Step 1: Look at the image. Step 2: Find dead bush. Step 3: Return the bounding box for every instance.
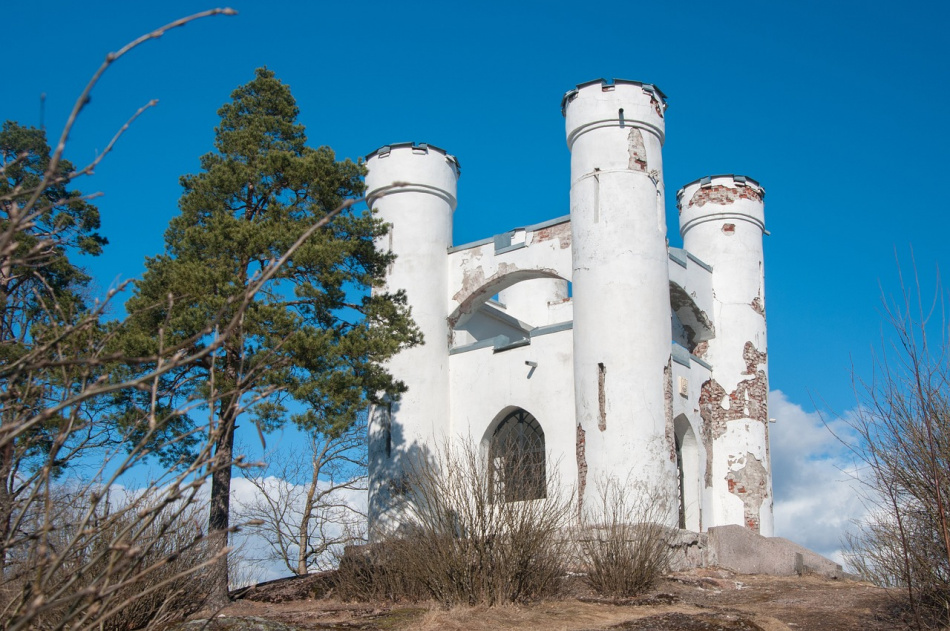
[335,540,429,602]
[576,477,674,597]
[1,491,213,631]
[846,506,950,624]
[337,440,573,606]
[837,272,950,628]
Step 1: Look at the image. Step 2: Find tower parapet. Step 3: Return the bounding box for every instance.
[365,142,460,536]
[678,174,772,535]
[562,79,667,148]
[679,174,765,238]
[365,142,460,209]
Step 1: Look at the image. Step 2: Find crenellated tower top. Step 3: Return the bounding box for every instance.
[365,142,461,211]
[562,78,668,149]
[678,174,766,239]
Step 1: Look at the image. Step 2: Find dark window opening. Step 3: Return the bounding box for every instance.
[490,409,546,502]
[675,434,686,529]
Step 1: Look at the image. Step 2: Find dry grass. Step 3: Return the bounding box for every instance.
[221,570,903,631]
[412,600,680,631]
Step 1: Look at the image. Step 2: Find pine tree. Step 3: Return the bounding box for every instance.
[122,68,419,604]
[0,121,107,573]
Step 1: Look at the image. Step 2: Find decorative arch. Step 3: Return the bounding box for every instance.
[485,408,546,502]
[674,414,701,531]
[449,268,568,329]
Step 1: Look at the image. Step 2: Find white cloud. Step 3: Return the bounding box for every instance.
[769,389,869,564]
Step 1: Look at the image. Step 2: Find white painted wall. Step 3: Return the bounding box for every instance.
[455,303,531,344]
[497,278,569,327]
[449,328,577,508]
[447,220,573,332]
[672,354,711,530]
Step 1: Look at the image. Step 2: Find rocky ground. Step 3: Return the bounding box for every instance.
[183,568,908,631]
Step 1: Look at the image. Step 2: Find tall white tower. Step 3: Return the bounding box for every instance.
[678,175,772,535]
[563,79,678,520]
[364,143,460,534]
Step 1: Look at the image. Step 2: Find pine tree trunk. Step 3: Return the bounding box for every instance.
[207,395,237,608]
[0,441,14,577]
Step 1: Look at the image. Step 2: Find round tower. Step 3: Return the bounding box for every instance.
[563,79,678,522]
[364,142,460,535]
[678,175,772,535]
[497,278,569,327]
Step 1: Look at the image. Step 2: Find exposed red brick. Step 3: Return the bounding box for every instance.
[688,184,762,208]
[726,453,768,534]
[649,93,664,119]
[576,423,588,518]
[698,342,768,488]
[598,363,607,432]
[664,360,676,463]
[692,341,709,360]
[628,128,648,172]
[533,221,572,250]
[722,223,736,235]
[742,341,768,376]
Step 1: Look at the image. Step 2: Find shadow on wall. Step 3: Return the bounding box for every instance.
[367,406,435,540]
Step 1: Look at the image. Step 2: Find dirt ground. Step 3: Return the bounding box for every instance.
[192,568,907,631]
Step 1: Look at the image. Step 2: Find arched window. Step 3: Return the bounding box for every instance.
[489,408,546,502]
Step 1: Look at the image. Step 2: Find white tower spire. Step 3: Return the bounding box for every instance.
[364,143,460,535]
[678,175,772,535]
[563,79,678,521]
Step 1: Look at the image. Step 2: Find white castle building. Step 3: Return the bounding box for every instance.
[365,79,772,537]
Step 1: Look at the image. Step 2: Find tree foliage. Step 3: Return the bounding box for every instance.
[0,119,107,400]
[121,67,419,604]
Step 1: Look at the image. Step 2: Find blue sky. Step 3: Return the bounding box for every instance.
[6,0,950,561]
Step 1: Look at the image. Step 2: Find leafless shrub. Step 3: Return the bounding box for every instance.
[575,476,674,598]
[334,539,429,603]
[337,439,573,607]
[2,489,213,631]
[839,269,950,628]
[0,365,241,631]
